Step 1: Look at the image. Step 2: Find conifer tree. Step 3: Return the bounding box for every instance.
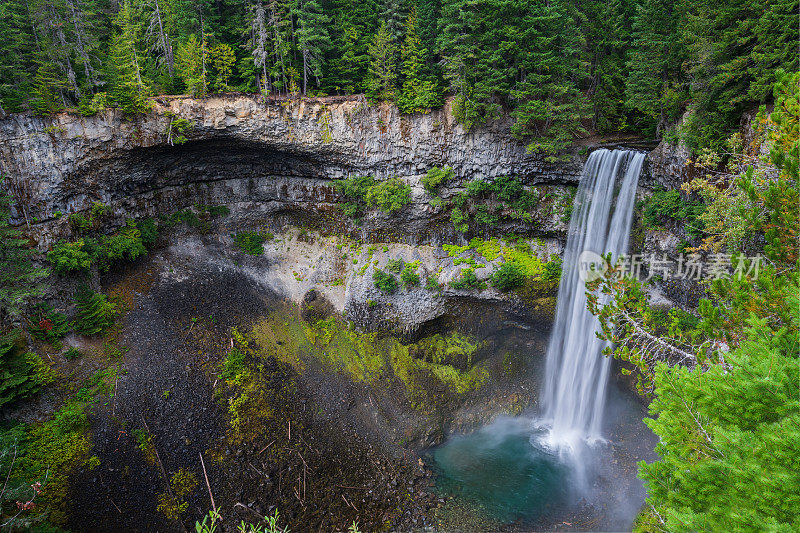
[108,0,151,113]
[625,0,685,135]
[176,33,208,96]
[0,179,49,329]
[366,21,397,101]
[397,7,440,113]
[295,0,331,94]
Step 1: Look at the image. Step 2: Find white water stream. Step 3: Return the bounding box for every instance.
[540,149,645,451]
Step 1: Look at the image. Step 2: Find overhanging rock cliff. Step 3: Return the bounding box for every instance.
[0,95,585,244]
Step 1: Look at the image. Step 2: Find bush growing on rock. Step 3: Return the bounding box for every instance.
[542,257,563,281]
[450,267,485,290]
[233,231,270,255]
[49,240,92,274]
[364,178,412,213]
[400,262,420,287]
[372,269,398,293]
[28,304,70,342]
[422,166,454,193]
[491,262,525,291]
[386,258,404,273]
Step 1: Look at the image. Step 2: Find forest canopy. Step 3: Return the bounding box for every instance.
[0,0,796,153]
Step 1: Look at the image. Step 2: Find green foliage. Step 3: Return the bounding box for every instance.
[450,267,485,290]
[220,348,247,382]
[491,261,524,291]
[232,231,271,255]
[541,257,562,282]
[0,332,42,409]
[137,218,159,249]
[642,188,706,240]
[372,269,398,293]
[335,176,411,216]
[0,179,49,326]
[157,468,198,520]
[78,92,112,116]
[422,166,454,193]
[48,240,92,274]
[397,7,442,113]
[64,347,82,360]
[366,21,397,101]
[400,261,420,287]
[73,286,118,336]
[51,219,148,274]
[28,304,70,343]
[364,178,412,213]
[385,258,404,273]
[425,274,441,291]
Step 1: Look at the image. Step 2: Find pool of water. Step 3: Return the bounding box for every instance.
[432,417,572,522]
[430,378,657,531]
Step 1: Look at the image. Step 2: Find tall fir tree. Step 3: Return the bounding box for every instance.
[624,0,686,136]
[108,0,151,113]
[294,0,332,94]
[397,6,440,113]
[366,21,397,101]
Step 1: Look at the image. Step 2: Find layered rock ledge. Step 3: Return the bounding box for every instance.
[0,95,588,245]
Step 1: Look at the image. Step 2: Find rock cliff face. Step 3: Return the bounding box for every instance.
[0,95,585,245]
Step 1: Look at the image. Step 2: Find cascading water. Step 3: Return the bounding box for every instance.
[432,149,653,527]
[541,149,645,450]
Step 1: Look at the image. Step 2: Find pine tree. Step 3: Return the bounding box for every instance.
[624,0,686,135]
[0,179,49,329]
[366,21,397,101]
[323,0,377,94]
[509,0,589,159]
[176,33,208,96]
[397,7,440,113]
[294,0,331,94]
[108,0,151,113]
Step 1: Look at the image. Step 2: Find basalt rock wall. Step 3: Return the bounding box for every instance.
[0,95,587,245]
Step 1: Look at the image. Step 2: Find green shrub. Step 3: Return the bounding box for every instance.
[73,286,118,336]
[450,207,469,233]
[233,231,270,255]
[204,205,230,217]
[400,262,420,287]
[422,166,454,193]
[542,257,563,281]
[642,188,706,239]
[372,269,398,293]
[491,262,525,291]
[28,305,70,342]
[386,258,404,273]
[162,208,201,228]
[64,347,82,360]
[425,274,441,291]
[137,218,159,248]
[92,220,147,270]
[48,240,92,274]
[0,331,42,408]
[365,178,412,213]
[220,348,246,382]
[68,212,93,232]
[450,267,485,290]
[334,176,411,216]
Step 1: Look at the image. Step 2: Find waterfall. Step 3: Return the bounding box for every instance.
[541,149,645,449]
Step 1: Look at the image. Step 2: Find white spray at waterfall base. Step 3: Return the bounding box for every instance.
[537,149,645,460]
